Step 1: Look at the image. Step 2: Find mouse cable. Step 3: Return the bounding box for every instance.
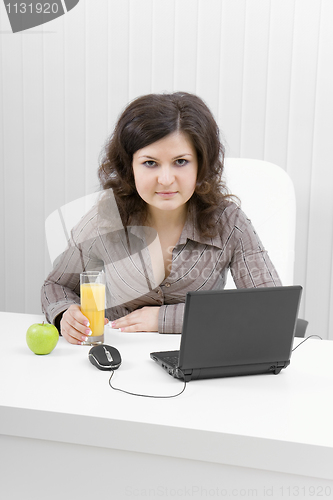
[291,335,323,352]
[108,369,187,398]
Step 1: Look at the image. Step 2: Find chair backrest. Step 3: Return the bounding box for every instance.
[45,192,100,266]
[45,189,126,266]
[223,158,296,288]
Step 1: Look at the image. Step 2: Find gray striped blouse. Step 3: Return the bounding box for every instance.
[41,200,281,333]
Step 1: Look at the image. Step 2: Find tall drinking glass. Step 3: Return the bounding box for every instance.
[80,271,105,345]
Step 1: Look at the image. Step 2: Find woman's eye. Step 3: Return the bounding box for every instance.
[144,160,157,167]
[175,159,188,166]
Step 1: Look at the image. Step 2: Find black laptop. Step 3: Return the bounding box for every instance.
[150,286,302,382]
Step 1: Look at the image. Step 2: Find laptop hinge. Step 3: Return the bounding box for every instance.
[177,368,199,382]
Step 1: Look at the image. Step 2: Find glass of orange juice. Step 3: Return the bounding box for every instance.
[80,271,106,345]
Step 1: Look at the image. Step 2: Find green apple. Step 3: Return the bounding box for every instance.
[26,322,59,355]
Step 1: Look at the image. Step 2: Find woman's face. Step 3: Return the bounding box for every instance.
[132,131,198,220]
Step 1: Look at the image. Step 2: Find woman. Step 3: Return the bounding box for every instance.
[41,92,281,344]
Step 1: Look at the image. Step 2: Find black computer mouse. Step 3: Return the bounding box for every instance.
[88,344,122,371]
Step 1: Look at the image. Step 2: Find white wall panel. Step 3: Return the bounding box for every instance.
[286,0,322,322]
[196,0,223,115]
[0,0,333,339]
[22,33,45,313]
[218,0,246,157]
[240,0,271,160]
[0,12,5,310]
[107,0,130,128]
[64,0,86,203]
[128,0,153,100]
[1,29,25,313]
[305,0,333,339]
[85,0,109,193]
[174,0,199,94]
[43,16,66,216]
[151,0,176,93]
[264,0,295,168]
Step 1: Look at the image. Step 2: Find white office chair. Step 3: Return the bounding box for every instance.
[223,158,296,288]
[223,158,307,337]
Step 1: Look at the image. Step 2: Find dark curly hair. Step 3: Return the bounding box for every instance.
[98,92,232,238]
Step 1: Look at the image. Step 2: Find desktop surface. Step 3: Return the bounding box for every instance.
[1,311,333,483]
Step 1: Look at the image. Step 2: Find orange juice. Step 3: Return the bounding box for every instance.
[80,282,105,337]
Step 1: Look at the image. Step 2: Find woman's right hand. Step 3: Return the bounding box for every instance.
[60,304,92,345]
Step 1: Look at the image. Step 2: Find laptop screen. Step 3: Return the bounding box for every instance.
[178,286,302,371]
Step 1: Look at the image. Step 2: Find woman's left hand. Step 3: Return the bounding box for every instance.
[111,306,160,332]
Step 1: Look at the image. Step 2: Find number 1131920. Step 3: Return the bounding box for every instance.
[5,3,60,14]
[279,486,332,497]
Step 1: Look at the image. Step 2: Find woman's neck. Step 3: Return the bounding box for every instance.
[146,205,188,231]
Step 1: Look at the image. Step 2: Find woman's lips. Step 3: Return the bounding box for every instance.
[156,191,177,197]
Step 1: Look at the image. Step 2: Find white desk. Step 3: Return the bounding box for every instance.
[1,311,333,500]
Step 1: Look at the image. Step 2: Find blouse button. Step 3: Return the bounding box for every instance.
[164,282,171,288]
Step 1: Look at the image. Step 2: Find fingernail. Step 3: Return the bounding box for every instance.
[85,321,90,327]
[82,335,88,342]
[85,328,92,336]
